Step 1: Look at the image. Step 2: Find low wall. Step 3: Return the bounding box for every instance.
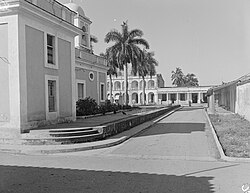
[236,82,250,122]
[102,105,180,138]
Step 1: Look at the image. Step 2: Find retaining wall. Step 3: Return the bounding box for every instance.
[102,105,180,138]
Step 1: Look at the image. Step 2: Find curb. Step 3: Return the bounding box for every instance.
[4,106,182,155]
[204,110,250,163]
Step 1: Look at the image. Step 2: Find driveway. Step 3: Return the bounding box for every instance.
[108,107,219,161]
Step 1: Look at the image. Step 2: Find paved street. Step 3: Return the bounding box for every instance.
[1,107,250,193]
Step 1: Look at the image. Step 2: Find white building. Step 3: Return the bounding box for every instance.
[107,66,211,106]
[0,0,108,137]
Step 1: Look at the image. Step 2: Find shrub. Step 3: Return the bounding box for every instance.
[76,97,98,116]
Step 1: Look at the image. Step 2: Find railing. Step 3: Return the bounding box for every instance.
[75,48,107,67]
[24,0,75,24]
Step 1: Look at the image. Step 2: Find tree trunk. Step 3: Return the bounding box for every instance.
[109,74,113,103]
[142,76,146,105]
[124,63,128,105]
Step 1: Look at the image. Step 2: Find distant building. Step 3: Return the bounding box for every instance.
[107,66,165,105]
[0,0,108,136]
[107,65,211,105]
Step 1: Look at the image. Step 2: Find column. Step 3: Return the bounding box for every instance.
[155,92,158,104]
[198,92,201,103]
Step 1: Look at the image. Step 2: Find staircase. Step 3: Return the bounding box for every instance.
[21,127,104,145]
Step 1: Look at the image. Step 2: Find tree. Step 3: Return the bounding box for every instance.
[105,21,149,105]
[171,67,199,87]
[184,73,199,86]
[133,50,158,105]
[171,67,185,87]
[100,51,118,103]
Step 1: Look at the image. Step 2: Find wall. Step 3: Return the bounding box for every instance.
[26,26,46,122]
[236,82,250,121]
[58,38,72,117]
[216,84,236,112]
[0,23,10,122]
[75,67,98,102]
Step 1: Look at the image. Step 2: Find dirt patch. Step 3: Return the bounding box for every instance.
[209,113,250,158]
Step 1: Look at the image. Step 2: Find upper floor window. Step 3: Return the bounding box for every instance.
[47,34,55,64]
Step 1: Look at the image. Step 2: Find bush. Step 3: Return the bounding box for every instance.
[76,97,135,116]
[76,97,98,116]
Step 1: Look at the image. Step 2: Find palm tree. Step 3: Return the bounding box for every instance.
[171,67,185,87]
[184,73,199,86]
[100,51,118,103]
[105,21,149,105]
[133,50,158,105]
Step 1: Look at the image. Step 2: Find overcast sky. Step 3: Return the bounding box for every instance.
[59,0,250,86]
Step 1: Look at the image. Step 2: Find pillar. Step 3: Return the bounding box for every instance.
[198,92,201,103]
[155,92,158,104]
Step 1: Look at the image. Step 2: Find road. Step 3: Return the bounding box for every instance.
[0,107,250,193]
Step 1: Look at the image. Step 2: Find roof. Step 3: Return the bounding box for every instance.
[213,73,250,91]
[64,2,85,17]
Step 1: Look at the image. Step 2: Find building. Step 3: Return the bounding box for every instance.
[158,86,210,106]
[107,66,211,106]
[0,0,107,137]
[213,73,250,121]
[107,66,165,105]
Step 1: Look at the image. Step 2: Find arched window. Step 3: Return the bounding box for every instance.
[114,81,121,91]
[131,81,138,90]
[148,80,155,89]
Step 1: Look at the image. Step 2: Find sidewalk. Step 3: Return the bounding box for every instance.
[0,107,181,155]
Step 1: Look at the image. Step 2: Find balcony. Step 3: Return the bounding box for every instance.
[75,48,107,67]
[23,0,75,24]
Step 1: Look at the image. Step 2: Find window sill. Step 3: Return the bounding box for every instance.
[45,63,58,70]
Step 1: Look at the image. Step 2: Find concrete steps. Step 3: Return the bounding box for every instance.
[2,127,104,146]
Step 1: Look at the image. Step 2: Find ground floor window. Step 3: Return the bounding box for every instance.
[76,80,86,101]
[48,80,56,112]
[180,93,186,101]
[100,82,105,101]
[162,94,167,101]
[78,83,85,99]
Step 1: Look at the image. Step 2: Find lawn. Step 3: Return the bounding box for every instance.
[209,113,250,158]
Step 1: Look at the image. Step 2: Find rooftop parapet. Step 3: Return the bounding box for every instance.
[1,0,76,24]
[25,0,76,24]
[75,48,107,67]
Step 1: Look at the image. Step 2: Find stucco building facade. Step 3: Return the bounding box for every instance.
[0,0,107,136]
[107,67,211,106]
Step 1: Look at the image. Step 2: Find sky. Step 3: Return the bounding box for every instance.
[59,0,250,86]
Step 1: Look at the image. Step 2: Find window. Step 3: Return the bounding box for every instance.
[180,93,186,101]
[78,83,85,99]
[100,83,105,101]
[81,34,87,46]
[48,80,56,112]
[47,34,55,64]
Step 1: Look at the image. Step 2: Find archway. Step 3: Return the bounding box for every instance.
[148,92,155,103]
[132,93,138,104]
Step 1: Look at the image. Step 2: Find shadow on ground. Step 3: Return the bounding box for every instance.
[0,165,214,193]
[135,122,206,138]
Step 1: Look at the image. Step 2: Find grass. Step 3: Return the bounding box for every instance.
[209,113,250,158]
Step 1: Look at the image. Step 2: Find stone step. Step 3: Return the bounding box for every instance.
[22,132,103,145]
